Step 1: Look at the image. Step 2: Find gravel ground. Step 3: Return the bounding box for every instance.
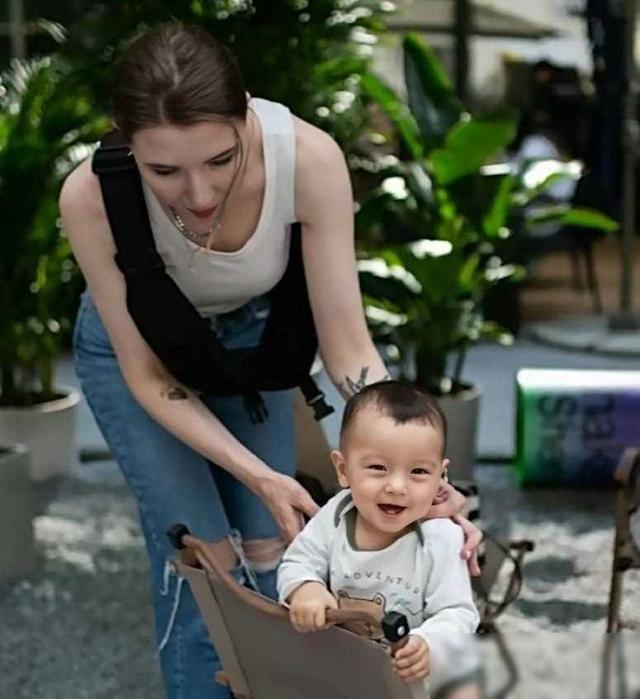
[475,465,640,699]
[1,459,639,698]
[0,462,162,699]
[2,352,640,698]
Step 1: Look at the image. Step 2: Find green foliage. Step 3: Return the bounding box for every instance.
[430,112,516,184]
[61,0,393,153]
[403,33,461,152]
[0,56,108,405]
[0,0,392,405]
[524,204,619,233]
[360,72,423,159]
[356,34,616,394]
[356,169,518,392]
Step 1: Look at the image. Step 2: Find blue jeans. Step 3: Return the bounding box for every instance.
[73,293,295,698]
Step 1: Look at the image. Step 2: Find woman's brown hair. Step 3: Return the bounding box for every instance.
[111,21,248,140]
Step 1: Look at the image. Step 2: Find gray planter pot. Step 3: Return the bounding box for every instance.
[0,386,80,481]
[0,444,36,581]
[438,386,482,484]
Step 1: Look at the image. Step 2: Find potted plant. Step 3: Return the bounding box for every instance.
[354,34,617,480]
[0,54,108,480]
[0,443,36,580]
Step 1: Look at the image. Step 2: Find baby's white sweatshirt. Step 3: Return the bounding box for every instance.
[277,489,481,695]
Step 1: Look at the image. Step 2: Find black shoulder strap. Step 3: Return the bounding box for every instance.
[91,130,334,423]
[92,130,165,277]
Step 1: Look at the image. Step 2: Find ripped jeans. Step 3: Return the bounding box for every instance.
[73,292,295,698]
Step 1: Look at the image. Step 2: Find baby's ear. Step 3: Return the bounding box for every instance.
[441,458,450,481]
[330,449,349,488]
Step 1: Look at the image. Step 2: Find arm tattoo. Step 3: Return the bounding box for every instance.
[161,384,189,401]
[338,369,393,398]
[340,367,370,397]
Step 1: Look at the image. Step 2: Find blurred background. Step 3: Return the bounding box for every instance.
[1,1,639,697]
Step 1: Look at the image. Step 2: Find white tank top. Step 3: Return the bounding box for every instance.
[141,98,296,315]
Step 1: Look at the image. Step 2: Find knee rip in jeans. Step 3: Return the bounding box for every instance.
[228,532,286,588]
[242,537,287,573]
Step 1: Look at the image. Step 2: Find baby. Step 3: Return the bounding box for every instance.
[277,380,481,697]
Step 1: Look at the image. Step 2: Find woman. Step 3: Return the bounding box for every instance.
[60,22,480,698]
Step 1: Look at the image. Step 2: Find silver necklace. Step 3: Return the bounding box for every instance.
[169,208,221,272]
[170,209,221,244]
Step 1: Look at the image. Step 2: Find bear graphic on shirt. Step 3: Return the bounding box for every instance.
[335,590,386,640]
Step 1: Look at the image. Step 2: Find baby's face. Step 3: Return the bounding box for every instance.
[331,406,446,549]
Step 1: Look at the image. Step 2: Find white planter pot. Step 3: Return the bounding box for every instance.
[0,386,80,481]
[438,386,481,484]
[0,444,36,580]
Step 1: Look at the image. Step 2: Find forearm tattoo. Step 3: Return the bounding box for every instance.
[161,384,189,401]
[339,367,369,396]
[338,368,392,397]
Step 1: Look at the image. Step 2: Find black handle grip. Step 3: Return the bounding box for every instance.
[167,523,191,550]
[382,611,410,645]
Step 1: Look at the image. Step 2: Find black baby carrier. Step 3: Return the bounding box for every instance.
[91,131,333,423]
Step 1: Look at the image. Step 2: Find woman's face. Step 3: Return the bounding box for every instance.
[129,119,245,235]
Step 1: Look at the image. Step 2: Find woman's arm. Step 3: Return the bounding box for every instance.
[292,124,482,572]
[293,120,389,399]
[59,160,318,541]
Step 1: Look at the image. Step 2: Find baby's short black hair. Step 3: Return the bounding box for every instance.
[340,380,447,449]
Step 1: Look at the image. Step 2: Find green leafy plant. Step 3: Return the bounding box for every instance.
[61,0,393,154]
[0,55,108,406]
[355,34,617,395]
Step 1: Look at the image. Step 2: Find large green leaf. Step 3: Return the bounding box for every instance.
[360,72,423,159]
[513,159,582,206]
[395,242,464,300]
[0,55,105,403]
[431,112,517,184]
[445,171,510,236]
[403,33,462,153]
[483,174,514,236]
[526,205,619,232]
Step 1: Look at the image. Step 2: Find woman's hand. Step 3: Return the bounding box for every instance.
[254,471,320,543]
[451,513,482,577]
[425,480,483,577]
[426,480,465,519]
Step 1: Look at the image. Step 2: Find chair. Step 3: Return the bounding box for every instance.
[518,163,605,317]
[606,447,640,632]
[600,448,640,698]
[168,525,424,699]
[454,478,535,695]
[472,534,534,699]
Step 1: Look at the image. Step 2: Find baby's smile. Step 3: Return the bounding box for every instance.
[377,503,407,516]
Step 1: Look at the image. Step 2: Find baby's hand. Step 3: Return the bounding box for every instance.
[288,581,338,632]
[392,635,430,682]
